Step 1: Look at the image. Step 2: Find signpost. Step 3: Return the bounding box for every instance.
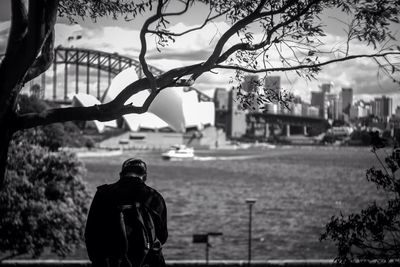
[246,198,257,267]
[192,232,223,265]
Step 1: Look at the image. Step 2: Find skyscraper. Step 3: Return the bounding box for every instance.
[264,76,281,113]
[311,91,325,118]
[241,75,260,112]
[341,88,353,115]
[264,76,281,95]
[213,87,229,111]
[372,95,393,120]
[228,88,247,138]
[320,82,333,94]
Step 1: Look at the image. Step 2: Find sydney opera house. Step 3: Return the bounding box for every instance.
[72,67,223,149]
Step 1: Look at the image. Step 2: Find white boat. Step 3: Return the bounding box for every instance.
[161,145,194,160]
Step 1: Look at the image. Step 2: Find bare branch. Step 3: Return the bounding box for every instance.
[214,52,400,73]
[14,61,204,130]
[138,0,165,92]
[148,7,228,37]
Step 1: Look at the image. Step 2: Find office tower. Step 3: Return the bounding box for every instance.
[311,91,325,118]
[241,75,260,112]
[228,88,247,138]
[264,76,281,95]
[214,88,229,111]
[396,106,400,118]
[341,88,353,115]
[326,93,340,120]
[320,83,333,94]
[372,95,393,120]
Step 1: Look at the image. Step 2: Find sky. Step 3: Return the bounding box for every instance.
[0,1,399,108]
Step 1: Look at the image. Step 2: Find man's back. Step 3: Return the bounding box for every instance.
[85,176,168,267]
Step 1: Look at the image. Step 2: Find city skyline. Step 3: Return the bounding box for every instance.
[0,2,399,107]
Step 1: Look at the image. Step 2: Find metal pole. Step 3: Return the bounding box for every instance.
[64,50,68,100]
[86,51,90,95]
[75,51,79,94]
[246,198,256,267]
[206,242,209,265]
[53,53,57,100]
[97,54,101,99]
[248,204,252,267]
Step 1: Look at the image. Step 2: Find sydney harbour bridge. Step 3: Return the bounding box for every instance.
[1,46,327,133]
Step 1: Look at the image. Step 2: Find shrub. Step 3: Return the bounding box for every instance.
[0,137,90,259]
[321,138,400,265]
[17,95,95,150]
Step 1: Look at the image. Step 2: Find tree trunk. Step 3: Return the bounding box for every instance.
[0,88,18,188]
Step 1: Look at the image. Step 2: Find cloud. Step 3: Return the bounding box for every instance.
[1,17,399,109]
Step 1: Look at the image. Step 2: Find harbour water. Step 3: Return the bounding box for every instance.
[81,146,384,261]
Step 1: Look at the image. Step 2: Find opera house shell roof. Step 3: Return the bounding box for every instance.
[72,66,214,133]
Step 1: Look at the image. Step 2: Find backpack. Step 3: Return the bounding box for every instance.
[114,202,162,267]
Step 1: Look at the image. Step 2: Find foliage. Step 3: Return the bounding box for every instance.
[321,135,400,265]
[17,95,95,151]
[0,135,90,259]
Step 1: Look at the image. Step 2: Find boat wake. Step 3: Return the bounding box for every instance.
[193,154,268,161]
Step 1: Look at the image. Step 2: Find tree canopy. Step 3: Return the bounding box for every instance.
[0,0,400,183]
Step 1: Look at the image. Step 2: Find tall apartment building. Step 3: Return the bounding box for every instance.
[320,82,333,94]
[214,87,229,111]
[341,87,353,115]
[311,91,326,118]
[326,93,340,120]
[372,95,393,120]
[228,88,247,138]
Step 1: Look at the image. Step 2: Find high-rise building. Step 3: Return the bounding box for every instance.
[372,95,393,120]
[320,82,333,94]
[395,106,400,118]
[264,76,281,95]
[228,88,247,138]
[311,91,325,118]
[214,87,229,111]
[341,87,353,115]
[326,93,339,120]
[242,75,260,112]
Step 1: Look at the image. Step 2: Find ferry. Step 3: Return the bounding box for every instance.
[161,145,195,160]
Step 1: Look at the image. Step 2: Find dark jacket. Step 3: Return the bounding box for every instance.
[85,176,168,267]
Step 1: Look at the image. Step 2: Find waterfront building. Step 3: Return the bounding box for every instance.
[291,103,303,116]
[264,102,279,114]
[214,88,230,133]
[264,76,281,95]
[242,75,260,112]
[311,91,326,118]
[320,82,333,94]
[228,88,247,138]
[350,100,371,119]
[326,93,340,120]
[395,106,400,118]
[301,103,310,117]
[214,87,229,111]
[341,87,353,115]
[372,95,393,121]
[308,106,320,117]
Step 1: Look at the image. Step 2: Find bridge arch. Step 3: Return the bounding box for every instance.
[1,46,212,104]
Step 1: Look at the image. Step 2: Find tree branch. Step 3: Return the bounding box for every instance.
[14,61,204,130]
[214,52,400,73]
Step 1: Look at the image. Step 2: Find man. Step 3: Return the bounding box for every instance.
[85,158,168,267]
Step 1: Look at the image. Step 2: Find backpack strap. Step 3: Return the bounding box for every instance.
[117,204,133,267]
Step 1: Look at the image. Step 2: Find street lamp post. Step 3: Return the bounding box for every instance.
[246,198,256,267]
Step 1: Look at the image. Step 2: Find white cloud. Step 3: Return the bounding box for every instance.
[1,19,398,107]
